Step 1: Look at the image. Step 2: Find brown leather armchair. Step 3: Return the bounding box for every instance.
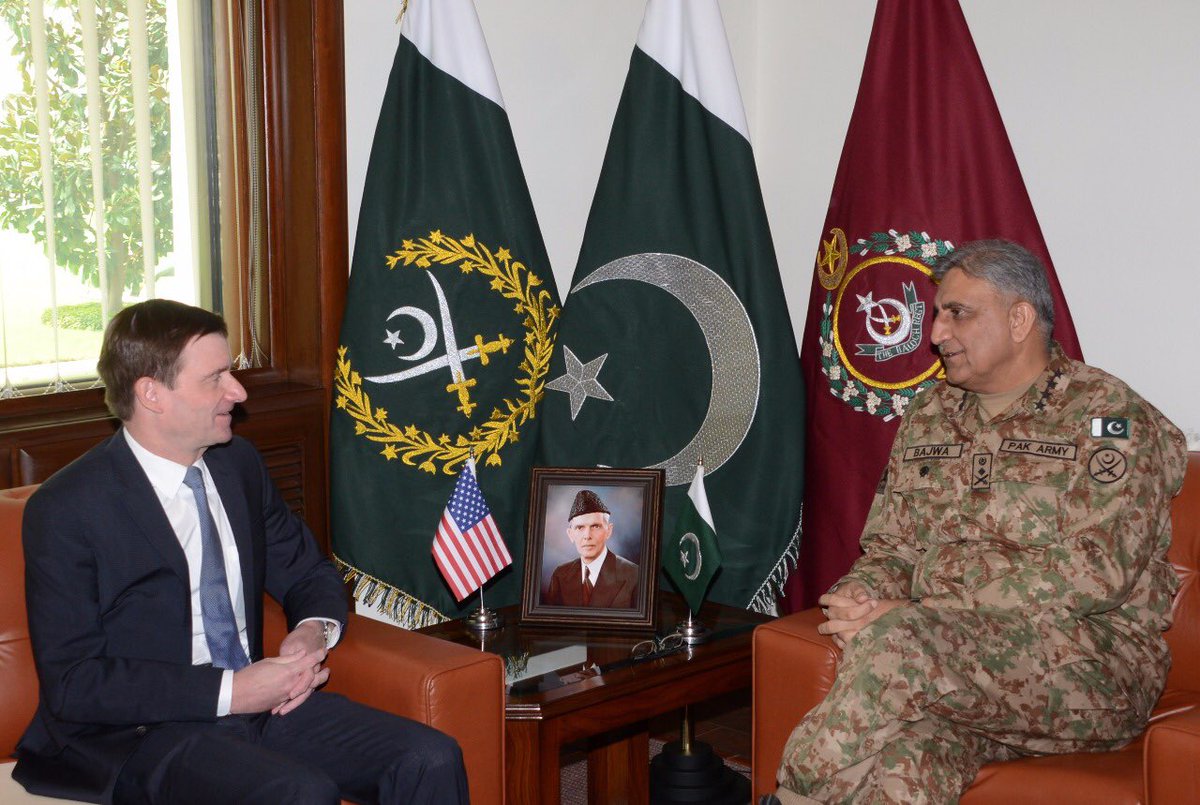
[753,452,1200,803]
[0,485,505,805]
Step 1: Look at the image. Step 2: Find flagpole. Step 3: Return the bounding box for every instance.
[465,583,502,631]
[464,451,503,631]
[677,602,710,646]
[657,455,744,805]
[676,455,710,646]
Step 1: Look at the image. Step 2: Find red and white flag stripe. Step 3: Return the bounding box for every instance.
[431,459,512,601]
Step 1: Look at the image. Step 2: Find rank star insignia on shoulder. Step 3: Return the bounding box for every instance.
[1090,417,1130,440]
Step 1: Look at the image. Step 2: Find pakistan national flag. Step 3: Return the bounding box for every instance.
[665,465,722,615]
[537,0,803,612]
[331,0,559,627]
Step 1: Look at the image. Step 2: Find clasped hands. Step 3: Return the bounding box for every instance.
[230,620,330,716]
[817,581,905,651]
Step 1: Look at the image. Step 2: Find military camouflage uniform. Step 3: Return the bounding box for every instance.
[778,343,1187,804]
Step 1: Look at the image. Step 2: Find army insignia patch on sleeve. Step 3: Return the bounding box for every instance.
[1088,448,1128,483]
[1090,417,1130,439]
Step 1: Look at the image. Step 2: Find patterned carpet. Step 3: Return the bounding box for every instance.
[560,738,752,804]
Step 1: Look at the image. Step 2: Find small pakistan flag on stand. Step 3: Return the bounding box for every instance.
[665,465,722,614]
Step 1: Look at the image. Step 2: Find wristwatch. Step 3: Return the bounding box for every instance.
[321,620,338,648]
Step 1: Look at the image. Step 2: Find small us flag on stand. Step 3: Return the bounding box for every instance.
[432,458,512,601]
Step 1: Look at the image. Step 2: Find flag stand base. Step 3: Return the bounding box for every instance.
[676,613,710,645]
[465,607,503,631]
[649,706,748,804]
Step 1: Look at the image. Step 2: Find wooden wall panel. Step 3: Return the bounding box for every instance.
[16,432,117,486]
[5,419,118,488]
[233,385,330,552]
[0,385,329,552]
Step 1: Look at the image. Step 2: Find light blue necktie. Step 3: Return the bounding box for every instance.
[182,466,249,670]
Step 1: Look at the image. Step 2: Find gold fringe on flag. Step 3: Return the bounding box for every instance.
[333,554,448,630]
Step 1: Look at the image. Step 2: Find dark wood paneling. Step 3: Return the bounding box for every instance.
[2,417,118,488]
[311,0,349,395]
[260,0,349,394]
[16,430,118,486]
[234,384,330,552]
[0,384,328,549]
[261,443,306,519]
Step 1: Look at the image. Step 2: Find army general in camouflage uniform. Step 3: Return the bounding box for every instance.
[774,240,1188,804]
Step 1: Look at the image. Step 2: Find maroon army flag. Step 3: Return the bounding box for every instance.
[787,0,1083,609]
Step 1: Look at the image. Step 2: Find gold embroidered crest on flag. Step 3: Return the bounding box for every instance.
[817,228,954,420]
[334,231,558,474]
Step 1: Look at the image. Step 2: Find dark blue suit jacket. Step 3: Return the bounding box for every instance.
[14,431,347,803]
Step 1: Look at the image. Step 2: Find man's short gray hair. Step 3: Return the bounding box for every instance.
[932,239,1054,344]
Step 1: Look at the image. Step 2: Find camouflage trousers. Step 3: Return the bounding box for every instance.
[776,605,1141,804]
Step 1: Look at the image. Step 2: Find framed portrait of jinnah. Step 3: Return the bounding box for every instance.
[520,467,664,630]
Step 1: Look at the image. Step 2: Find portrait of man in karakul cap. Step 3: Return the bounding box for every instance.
[544,489,639,608]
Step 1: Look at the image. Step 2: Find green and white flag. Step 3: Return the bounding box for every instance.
[665,464,722,614]
[537,0,804,612]
[331,0,559,627]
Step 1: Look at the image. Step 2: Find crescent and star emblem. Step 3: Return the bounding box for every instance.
[363,271,512,418]
[855,291,912,347]
[817,227,848,290]
[1089,417,1130,440]
[679,532,702,581]
[546,253,761,486]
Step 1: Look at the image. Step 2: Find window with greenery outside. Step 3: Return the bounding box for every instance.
[0,0,256,398]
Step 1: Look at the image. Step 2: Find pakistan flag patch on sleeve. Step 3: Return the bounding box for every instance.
[1090,417,1130,440]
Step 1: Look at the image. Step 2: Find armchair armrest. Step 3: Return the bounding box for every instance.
[752,607,840,798]
[263,602,504,805]
[1144,705,1200,805]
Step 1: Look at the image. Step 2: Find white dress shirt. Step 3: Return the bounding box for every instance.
[581,547,609,585]
[124,430,339,716]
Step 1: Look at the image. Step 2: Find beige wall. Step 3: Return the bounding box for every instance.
[344,1,1200,447]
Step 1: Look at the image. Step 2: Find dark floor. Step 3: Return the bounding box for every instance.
[648,688,752,769]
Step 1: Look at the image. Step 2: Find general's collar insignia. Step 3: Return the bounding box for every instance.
[1032,369,1064,414]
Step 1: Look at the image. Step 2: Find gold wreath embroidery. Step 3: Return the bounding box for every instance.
[335,231,559,474]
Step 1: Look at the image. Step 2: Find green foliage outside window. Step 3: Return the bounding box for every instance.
[0,0,172,321]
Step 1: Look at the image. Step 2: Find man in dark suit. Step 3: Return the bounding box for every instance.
[15,300,468,804]
[544,489,639,608]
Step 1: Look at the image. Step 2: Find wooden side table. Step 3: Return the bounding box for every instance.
[421,594,769,804]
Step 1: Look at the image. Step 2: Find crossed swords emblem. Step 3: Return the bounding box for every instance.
[364,272,512,418]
